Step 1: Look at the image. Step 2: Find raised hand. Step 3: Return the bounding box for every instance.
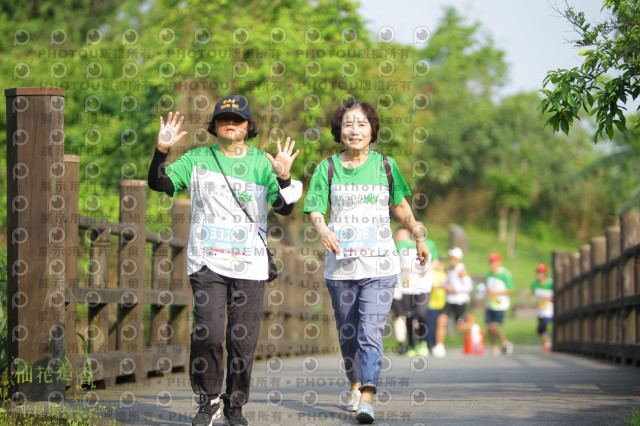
[157,111,188,153]
[265,137,300,180]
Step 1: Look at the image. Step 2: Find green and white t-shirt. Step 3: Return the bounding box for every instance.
[531,278,554,318]
[486,267,514,311]
[166,144,301,280]
[303,151,411,280]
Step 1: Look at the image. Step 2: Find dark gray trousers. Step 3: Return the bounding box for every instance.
[189,266,265,406]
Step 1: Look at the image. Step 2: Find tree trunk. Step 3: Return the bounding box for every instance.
[507,206,520,259]
[498,205,508,242]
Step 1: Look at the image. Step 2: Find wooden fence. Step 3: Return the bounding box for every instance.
[553,213,640,365]
[5,87,337,401]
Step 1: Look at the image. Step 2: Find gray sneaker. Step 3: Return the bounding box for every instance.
[192,401,221,426]
[223,403,249,426]
[355,401,375,424]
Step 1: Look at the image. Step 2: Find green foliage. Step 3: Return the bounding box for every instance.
[1,0,431,228]
[520,220,555,243]
[414,8,507,189]
[485,169,534,210]
[539,0,640,141]
[568,125,640,211]
[626,405,640,426]
[0,0,634,247]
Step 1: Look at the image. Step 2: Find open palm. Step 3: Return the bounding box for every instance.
[265,137,300,179]
[157,111,188,153]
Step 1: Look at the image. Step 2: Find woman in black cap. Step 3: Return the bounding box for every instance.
[148,95,301,426]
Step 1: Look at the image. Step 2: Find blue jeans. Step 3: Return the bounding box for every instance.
[426,308,442,350]
[326,275,396,392]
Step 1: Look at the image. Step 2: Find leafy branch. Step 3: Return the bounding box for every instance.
[539,0,640,142]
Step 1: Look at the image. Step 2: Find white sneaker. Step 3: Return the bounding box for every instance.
[432,344,447,358]
[346,389,361,411]
[502,341,514,356]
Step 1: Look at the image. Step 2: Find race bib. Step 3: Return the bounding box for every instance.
[199,223,258,259]
[335,219,392,259]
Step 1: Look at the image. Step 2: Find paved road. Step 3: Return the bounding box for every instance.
[85,345,640,425]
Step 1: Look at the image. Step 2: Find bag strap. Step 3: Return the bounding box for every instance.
[327,155,335,205]
[327,153,394,206]
[209,146,268,249]
[382,154,394,204]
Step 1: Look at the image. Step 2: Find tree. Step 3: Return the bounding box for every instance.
[539,0,640,142]
[568,126,640,213]
[0,0,432,234]
[414,8,507,190]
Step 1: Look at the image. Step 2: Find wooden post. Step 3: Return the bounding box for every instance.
[620,213,640,360]
[88,229,110,356]
[571,252,581,279]
[591,237,607,357]
[170,199,191,359]
[579,245,593,349]
[605,227,622,359]
[553,212,640,363]
[606,227,621,303]
[150,242,170,349]
[117,180,147,378]
[63,155,80,392]
[552,251,563,350]
[591,237,606,304]
[580,245,592,307]
[571,253,580,310]
[562,252,572,313]
[5,87,66,401]
[620,214,639,297]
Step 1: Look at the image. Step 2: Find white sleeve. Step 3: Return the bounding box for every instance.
[279,179,303,204]
[461,275,473,294]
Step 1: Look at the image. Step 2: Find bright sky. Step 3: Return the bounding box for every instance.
[358,0,607,96]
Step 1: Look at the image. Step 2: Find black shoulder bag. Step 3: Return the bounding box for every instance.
[209,146,278,282]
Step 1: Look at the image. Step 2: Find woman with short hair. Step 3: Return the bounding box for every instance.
[303,99,429,424]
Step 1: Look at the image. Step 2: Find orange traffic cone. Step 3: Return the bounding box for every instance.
[464,315,486,355]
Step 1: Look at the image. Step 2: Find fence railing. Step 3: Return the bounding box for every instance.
[5,87,337,401]
[553,213,640,364]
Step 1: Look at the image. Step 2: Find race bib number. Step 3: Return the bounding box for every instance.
[199,223,258,259]
[335,219,392,259]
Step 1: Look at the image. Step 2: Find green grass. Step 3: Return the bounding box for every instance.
[0,401,116,425]
[384,223,572,352]
[626,405,640,426]
[425,222,578,291]
[443,311,544,346]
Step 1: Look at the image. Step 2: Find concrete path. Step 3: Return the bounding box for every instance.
[85,345,640,425]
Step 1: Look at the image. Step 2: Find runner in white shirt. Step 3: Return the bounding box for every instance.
[431,247,473,358]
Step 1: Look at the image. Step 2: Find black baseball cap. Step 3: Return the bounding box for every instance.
[212,95,252,121]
